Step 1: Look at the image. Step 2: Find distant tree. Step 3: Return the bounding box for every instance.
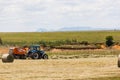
[105,36,114,47]
[0,37,3,45]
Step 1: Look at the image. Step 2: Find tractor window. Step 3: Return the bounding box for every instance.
[30,46,40,50]
[37,47,40,50]
[33,47,36,50]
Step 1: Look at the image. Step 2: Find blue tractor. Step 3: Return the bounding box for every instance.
[9,45,48,59]
[27,45,48,59]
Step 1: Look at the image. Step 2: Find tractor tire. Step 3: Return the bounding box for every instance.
[42,54,48,59]
[118,55,120,67]
[31,53,39,59]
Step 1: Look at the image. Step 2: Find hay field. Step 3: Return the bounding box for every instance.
[0,57,120,80]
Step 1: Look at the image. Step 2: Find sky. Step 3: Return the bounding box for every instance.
[0,0,120,32]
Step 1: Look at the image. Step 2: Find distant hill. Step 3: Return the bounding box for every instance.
[59,27,93,31]
[36,28,47,32]
[36,27,115,32]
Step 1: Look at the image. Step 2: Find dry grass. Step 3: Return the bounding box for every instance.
[0,57,120,80]
[0,47,9,54]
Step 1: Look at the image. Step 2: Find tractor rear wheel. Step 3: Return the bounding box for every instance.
[42,54,48,59]
[118,55,120,67]
[31,53,39,59]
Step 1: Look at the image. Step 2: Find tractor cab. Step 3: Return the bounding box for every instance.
[29,45,40,52]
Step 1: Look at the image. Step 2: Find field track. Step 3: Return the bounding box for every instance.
[0,57,120,80]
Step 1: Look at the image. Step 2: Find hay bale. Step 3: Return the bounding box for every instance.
[2,54,14,63]
[118,54,120,67]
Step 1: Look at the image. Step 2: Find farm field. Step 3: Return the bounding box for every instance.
[0,31,120,80]
[0,31,120,45]
[0,57,120,80]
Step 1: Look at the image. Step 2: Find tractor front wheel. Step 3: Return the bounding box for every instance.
[42,54,48,59]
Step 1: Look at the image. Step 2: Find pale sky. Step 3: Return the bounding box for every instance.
[0,0,120,32]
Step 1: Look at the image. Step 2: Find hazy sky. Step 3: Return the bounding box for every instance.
[0,0,120,32]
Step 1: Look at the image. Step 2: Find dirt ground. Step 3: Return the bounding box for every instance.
[0,47,9,54]
[0,57,120,80]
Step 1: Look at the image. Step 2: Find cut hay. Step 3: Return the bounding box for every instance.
[2,54,14,63]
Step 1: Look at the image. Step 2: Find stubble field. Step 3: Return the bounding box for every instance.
[0,57,120,80]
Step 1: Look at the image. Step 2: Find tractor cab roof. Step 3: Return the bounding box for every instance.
[30,45,40,47]
[29,45,40,50]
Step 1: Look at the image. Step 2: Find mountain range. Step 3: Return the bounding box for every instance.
[36,27,117,32]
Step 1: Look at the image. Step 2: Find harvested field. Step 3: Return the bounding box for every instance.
[0,57,120,80]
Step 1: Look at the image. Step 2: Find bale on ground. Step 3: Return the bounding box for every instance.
[2,54,14,63]
[118,54,120,67]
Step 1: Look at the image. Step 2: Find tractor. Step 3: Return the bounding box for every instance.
[9,45,48,59]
